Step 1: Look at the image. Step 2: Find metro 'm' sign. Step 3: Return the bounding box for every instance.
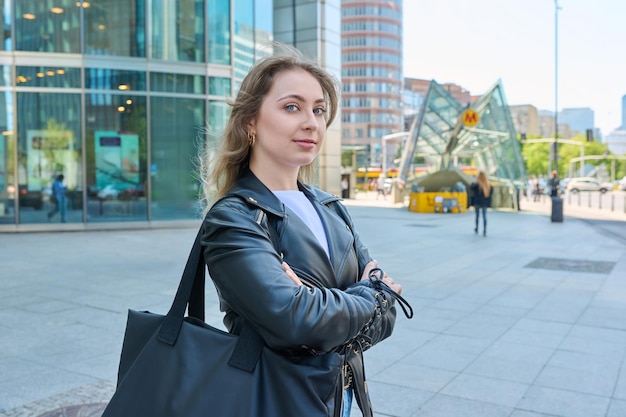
[461,109,479,127]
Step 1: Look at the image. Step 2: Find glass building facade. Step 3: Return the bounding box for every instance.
[398,79,527,188]
[0,0,342,231]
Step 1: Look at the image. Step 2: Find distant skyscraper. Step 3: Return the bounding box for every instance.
[341,0,403,165]
[558,107,594,136]
[621,94,626,129]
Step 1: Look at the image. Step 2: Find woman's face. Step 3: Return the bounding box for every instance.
[248,69,327,173]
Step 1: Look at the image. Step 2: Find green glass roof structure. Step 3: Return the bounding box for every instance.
[398,79,527,186]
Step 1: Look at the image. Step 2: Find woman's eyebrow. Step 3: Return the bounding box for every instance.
[276,94,325,104]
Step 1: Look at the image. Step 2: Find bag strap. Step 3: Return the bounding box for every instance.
[157,227,205,346]
[155,217,269,374]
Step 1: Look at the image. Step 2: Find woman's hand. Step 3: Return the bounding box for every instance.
[282,262,302,286]
[360,260,402,295]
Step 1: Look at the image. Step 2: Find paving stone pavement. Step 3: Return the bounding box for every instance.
[1,191,626,417]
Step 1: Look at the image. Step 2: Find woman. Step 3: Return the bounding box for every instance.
[470,171,492,236]
[199,51,405,417]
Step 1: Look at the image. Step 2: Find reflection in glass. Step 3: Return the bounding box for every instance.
[151,0,204,62]
[85,0,146,57]
[150,96,204,220]
[1,0,12,51]
[254,0,273,59]
[16,66,81,88]
[233,0,254,79]
[15,0,80,52]
[85,68,147,91]
[0,133,14,223]
[207,100,229,150]
[0,64,11,87]
[208,77,231,96]
[208,0,231,65]
[151,72,205,94]
[86,94,148,222]
[16,92,82,224]
[0,89,15,223]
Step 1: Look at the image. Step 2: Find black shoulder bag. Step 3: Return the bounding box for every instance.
[101,226,344,417]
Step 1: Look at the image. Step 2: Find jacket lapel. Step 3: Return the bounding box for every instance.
[227,169,356,289]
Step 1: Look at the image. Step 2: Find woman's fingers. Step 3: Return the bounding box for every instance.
[282,262,303,286]
[360,260,378,281]
[383,276,402,295]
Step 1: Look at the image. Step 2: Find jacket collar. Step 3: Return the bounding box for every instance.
[226,168,342,215]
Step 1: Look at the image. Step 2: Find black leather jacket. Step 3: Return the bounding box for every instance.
[201,169,397,416]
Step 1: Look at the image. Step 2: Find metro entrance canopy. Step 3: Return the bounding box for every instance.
[398,79,527,186]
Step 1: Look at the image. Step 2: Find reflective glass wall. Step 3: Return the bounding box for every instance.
[0,0,238,229]
[0,0,335,230]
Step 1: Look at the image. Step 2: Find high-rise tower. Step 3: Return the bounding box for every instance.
[341,0,403,165]
[621,94,626,129]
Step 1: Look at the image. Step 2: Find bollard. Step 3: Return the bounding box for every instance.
[611,194,614,211]
[578,192,581,206]
[599,193,602,210]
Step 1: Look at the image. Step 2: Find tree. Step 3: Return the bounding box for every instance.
[521,142,550,175]
[558,133,609,177]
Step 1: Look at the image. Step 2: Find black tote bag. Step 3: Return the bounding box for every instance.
[101,227,343,417]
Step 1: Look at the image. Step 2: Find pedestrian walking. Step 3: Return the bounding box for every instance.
[47,174,67,222]
[470,171,493,236]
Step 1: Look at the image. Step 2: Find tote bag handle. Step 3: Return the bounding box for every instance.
[153,227,264,372]
[157,227,206,346]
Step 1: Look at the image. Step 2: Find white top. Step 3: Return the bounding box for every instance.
[273,190,329,257]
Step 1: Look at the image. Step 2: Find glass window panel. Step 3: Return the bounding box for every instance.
[208,0,230,65]
[1,0,12,51]
[0,64,11,87]
[15,0,80,53]
[208,77,230,96]
[207,100,229,148]
[233,0,254,79]
[85,94,148,222]
[16,66,81,88]
[0,91,15,224]
[16,92,82,224]
[150,72,205,94]
[151,0,204,62]
[150,96,204,220]
[85,68,146,91]
[254,0,273,59]
[85,0,146,57]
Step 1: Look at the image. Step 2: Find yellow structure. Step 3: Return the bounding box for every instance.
[409,192,468,213]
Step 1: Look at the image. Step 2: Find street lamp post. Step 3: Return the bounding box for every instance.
[553,0,560,175]
[550,0,564,223]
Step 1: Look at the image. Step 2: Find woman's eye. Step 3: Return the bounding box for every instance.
[285,104,299,112]
[313,107,327,115]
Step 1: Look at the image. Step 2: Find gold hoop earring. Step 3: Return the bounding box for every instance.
[248,131,256,147]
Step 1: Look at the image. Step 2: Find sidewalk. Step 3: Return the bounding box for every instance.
[1,193,625,417]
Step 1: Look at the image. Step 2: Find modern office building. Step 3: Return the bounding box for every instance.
[509,104,540,137]
[621,94,626,130]
[606,130,626,155]
[558,107,594,136]
[340,0,403,165]
[0,0,342,231]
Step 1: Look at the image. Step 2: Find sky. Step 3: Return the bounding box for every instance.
[402,0,626,136]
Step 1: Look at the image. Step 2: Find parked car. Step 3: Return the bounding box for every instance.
[565,177,612,193]
[97,184,120,200]
[618,176,626,191]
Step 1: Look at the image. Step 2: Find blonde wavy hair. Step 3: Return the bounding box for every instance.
[477,171,491,198]
[198,47,340,212]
